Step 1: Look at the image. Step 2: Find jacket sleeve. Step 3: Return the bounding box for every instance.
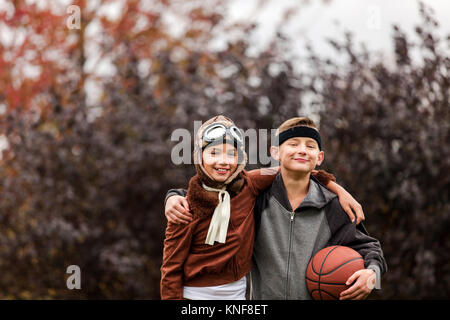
[164,188,188,207]
[160,219,196,299]
[246,167,280,195]
[325,198,387,288]
[245,168,334,193]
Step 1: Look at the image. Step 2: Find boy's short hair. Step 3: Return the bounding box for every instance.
[276,117,318,135]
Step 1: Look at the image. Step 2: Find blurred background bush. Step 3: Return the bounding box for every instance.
[0,0,448,299]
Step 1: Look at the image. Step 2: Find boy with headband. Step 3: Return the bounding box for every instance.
[250,117,387,299]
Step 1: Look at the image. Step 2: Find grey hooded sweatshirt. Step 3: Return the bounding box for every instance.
[250,173,387,300]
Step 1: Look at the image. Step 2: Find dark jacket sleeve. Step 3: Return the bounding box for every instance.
[253,193,265,240]
[164,188,188,207]
[325,197,387,287]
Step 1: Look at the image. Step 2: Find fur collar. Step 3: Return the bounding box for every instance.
[187,172,246,219]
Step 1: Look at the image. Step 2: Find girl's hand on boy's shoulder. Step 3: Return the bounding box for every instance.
[336,184,365,225]
[165,195,193,224]
[341,196,365,225]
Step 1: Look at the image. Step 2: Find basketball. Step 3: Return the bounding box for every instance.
[306,245,364,300]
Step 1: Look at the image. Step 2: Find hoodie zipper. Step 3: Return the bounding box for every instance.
[285,209,295,299]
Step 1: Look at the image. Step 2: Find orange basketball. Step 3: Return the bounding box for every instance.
[306,245,364,300]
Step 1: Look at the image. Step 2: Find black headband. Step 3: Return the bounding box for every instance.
[275,126,322,150]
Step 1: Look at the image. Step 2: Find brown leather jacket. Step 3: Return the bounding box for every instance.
[160,169,334,299]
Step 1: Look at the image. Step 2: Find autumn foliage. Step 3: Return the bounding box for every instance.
[0,1,448,299]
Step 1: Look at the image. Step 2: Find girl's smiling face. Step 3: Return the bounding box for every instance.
[202,143,238,182]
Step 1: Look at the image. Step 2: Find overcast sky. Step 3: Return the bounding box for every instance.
[1,0,448,74]
[222,0,450,66]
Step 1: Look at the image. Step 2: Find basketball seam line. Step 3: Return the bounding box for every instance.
[318,246,339,300]
[312,257,363,277]
[306,277,348,285]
